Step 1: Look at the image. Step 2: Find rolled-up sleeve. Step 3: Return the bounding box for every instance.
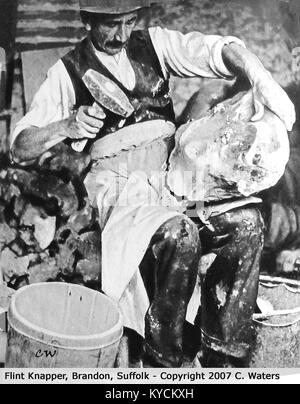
[11,60,75,147]
[149,26,246,80]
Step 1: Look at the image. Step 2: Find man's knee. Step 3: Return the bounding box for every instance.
[162,216,201,255]
[237,208,264,245]
[215,207,264,238]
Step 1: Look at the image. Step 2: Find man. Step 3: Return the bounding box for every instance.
[11,0,295,367]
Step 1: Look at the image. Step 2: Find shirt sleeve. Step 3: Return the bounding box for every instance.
[11,60,76,147]
[148,26,246,80]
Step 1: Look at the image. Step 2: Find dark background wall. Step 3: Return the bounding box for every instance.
[10,0,300,113]
[13,1,298,80]
[0,0,18,55]
[0,0,297,118]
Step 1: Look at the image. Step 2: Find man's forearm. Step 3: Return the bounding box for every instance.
[222,43,270,84]
[11,119,70,164]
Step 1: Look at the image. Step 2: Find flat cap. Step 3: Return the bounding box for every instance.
[79,0,152,14]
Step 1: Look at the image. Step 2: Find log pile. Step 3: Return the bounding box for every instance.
[0,144,102,291]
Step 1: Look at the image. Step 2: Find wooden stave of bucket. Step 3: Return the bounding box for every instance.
[5,283,123,368]
[0,331,7,363]
[250,276,300,368]
[6,327,121,368]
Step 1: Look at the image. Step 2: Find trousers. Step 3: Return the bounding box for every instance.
[139,206,264,367]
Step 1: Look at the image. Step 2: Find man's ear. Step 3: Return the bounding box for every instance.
[85,23,92,32]
[80,10,92,31]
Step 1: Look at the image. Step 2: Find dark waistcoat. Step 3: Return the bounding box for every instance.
[61,30,175,148]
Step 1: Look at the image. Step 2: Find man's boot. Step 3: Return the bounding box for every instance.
[201,347,248,368]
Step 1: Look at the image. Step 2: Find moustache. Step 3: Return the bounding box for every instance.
[107,41,127,49]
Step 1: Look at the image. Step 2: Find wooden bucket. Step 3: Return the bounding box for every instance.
[0,285,14,364]
[0,330,7,364]
[5,283,123,368]
[250,276,300,368]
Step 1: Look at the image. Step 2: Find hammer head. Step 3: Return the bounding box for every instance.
[83,69,134,118]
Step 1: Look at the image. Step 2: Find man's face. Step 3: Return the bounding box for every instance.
[88,11,139,55]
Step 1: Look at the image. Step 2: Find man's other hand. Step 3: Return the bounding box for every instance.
[67,103,106,140]
[251,71,296,132]
[222,43,296,132]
